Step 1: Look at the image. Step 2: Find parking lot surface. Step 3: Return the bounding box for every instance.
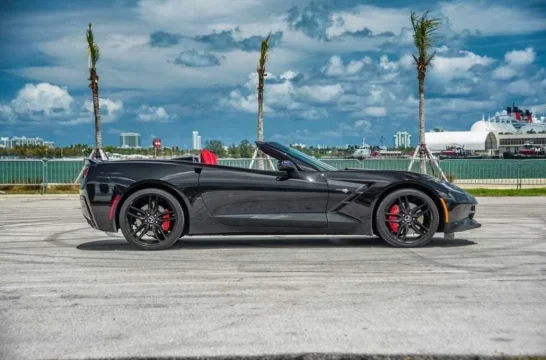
[0,196,545,359]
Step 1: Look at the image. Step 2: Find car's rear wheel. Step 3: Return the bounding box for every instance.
[119,188,184,250]
[375,188,439,247]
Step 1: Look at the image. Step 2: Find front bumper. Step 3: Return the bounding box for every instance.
[442,203,481,233]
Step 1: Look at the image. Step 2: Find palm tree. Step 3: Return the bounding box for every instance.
[86,23,104,159]
[410,10,441,174]
[255,33,270,170]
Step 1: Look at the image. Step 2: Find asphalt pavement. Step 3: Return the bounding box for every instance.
[0,196,545,359]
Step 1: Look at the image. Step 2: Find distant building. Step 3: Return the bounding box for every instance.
[0,137,10,148]
[0,136,55,148]
[291,142,306,148]
[197,135,202,150]
[192,131,200,150]
[393,131,412,148]
[120,132,141,148]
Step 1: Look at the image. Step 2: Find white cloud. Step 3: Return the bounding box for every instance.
[0,105,16,124]
[505,47,535,66]
[364,106,387,117]
[323,120,372,137]
[83,98,124,123]
[506,80,533,96]
[299,108,328,121]
[378,55,398,71]
[321,55,373,77]
[297,84,343,103]
[326,5,409,39]
[398,54,414,70]
[137,105,175,122]
[10,82,73,116]
[430,51,495,81]
[439,1,546,35]
[280,71,299,81]
[492,65,517,80]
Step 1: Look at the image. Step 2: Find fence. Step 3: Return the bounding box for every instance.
[1,158,545,190]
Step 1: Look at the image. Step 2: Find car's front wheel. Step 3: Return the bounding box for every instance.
[119,188,185,250]
[375,188,440,247]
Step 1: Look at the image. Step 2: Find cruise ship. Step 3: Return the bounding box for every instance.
[470,105,546,134]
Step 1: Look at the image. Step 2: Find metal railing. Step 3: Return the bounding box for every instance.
[1,158,545,190]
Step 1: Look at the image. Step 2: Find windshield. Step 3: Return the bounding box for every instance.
[268,142,339,172]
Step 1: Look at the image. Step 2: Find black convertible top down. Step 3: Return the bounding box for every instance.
[79,141,481,250]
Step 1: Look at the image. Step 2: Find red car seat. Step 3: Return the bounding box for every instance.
[200,149,218,165]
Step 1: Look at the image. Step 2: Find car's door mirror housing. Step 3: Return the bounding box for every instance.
[278,160,297,172]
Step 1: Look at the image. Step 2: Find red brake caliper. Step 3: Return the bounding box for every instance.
[388,204,400,233]
[162,209,171,231]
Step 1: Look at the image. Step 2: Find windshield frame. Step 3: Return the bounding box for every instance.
[262,142,339,172]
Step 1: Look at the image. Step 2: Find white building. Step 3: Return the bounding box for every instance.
[0,136,55,148]
[192,131,200,150]
[425,131,498,152]
[120,132,141,148]
[0,137,10,148]
[197,135,202,150]
[393,131,412,148]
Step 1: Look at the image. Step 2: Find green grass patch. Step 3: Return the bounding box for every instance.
[0,185,79,194]
[467,188,546,197]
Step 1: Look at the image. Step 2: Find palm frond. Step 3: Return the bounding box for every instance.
[410,10,441,65]
[257,32,271,72]
[86,23,100,68]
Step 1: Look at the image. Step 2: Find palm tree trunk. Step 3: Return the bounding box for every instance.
[256,71,265,170]
[418,75,426,174]
[89,68,102,159]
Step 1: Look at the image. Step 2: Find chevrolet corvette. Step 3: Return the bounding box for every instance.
[79,141,481,250]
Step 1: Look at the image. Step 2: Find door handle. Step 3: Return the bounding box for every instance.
[336,188,349,193]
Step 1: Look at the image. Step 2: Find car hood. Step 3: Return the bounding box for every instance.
[324,169,477,204]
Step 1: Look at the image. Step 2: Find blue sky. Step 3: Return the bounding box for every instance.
[1,0,546,148]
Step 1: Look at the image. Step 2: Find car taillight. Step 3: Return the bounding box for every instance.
[82,166,89,177]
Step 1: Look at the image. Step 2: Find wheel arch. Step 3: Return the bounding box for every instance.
[114,180,190,235]
[370,181,446,236]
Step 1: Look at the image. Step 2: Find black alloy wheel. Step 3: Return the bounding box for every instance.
[375,188,440,247]
[119,188,185,250]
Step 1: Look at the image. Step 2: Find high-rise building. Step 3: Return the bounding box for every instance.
[120,132,141,148]
[197,135,202,150]
[192,131,199,150]
[393,131,412,148]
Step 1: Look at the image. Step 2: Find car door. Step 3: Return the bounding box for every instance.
[197,165,329,229]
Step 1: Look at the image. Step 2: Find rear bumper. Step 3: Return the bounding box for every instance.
[80,193,98,229]
[443,203,481,233]
[80,187,116,232]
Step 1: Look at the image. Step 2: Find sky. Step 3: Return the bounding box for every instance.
[1,0,546,149]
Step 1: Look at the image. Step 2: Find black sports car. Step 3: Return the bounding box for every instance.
[80,141,481,250]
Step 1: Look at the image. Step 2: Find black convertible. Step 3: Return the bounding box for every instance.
[80,141,481,250]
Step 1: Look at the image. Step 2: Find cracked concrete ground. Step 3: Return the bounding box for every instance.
[0,196,545,359]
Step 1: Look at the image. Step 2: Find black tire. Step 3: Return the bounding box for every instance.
[119,188,185,250]
[375,188,439,248]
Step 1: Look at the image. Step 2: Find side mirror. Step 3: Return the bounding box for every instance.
[278,160,297,172]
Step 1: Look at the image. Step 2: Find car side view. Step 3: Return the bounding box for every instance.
[79,141,481,250]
